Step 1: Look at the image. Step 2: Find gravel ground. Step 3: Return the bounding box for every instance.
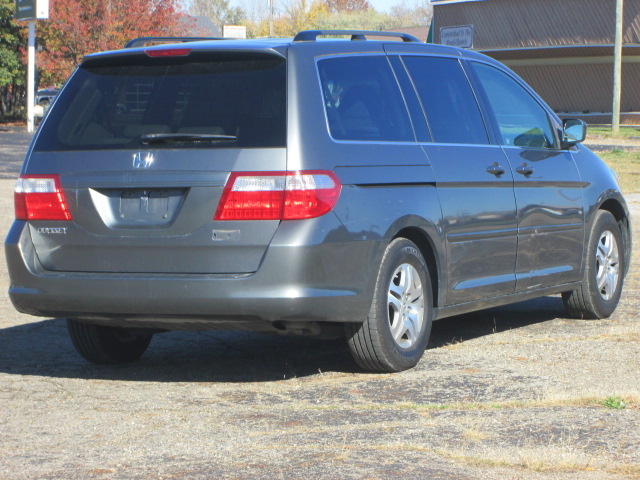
[0,128,638,480]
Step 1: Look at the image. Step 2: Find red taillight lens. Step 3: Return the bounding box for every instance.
[214,171,341,221]
[145,48,191,58]
[215,174,286,220]
[283,171,341,220]
[14,175,72,221]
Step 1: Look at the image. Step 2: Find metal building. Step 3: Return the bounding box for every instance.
[432,0,640,125]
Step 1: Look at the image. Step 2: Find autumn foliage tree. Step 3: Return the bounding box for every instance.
[37,0,192,85]
[324,0,371,14]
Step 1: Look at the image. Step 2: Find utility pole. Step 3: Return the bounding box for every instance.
[15,0,49,133]
[268,0,274,37]
[27,20,35,133]
[612,0,624,133]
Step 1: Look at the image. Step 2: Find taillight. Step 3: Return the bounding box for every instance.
[214,171,341,221]
[283,171,341,220]
[14,175,72,221]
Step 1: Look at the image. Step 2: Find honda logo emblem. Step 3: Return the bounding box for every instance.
[132,152,154,169]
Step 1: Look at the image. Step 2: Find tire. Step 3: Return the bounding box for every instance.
[562,210,624,319]
[346,238,433,372]
[67,319,153,364]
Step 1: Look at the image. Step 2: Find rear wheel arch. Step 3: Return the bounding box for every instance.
[346,237,434,371]
[393,227,441,309]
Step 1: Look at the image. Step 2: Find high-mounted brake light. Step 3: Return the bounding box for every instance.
[214,171,341,221]
[145,48,191,58]
[14,175,72,221]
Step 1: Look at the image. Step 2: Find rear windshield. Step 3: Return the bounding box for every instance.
[35,52,286,151]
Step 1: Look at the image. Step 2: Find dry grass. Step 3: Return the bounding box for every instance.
[437,446,640,477]
[583,125,640,194]
[600,149,640,194]
[305,395,639,413]
[588,126,640,140]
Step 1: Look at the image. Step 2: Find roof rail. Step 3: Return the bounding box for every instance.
[124,37,225,49]
[293,30,422,43]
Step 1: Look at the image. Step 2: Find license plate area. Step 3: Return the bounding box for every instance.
[90,188,188,228]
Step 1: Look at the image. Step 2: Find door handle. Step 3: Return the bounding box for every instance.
[486,163,506,177]
[516,163,534,177]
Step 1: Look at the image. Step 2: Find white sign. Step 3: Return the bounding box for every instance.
[223,25,247,39]
[15,0,48,20]
[440,25,474,49]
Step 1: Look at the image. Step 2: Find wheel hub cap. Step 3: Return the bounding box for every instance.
[595,230,620,301]
[387,263,425,349]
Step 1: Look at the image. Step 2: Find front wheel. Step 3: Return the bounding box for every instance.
[346,238,433,372]
[67,319,153,364]
[562,210,625,319]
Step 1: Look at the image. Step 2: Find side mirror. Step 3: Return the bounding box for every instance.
[562,118,587,148]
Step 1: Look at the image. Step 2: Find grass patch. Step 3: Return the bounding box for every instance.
[602,395,627,409]
[436,446,640,476]
[488,396,638,410]
[600,149,640,194]
[587,126,640,140]
[308,395,638,413]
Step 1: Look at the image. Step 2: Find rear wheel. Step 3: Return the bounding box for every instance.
[346,238,433,372]
[562,210,624,319]
[67,319,153,364]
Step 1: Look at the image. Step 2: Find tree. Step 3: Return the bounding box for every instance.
[316,8,391,31]
[273,0,326,36]
[324,0,371,13]
[37,0,192,85]
[0,0,26,120]
[190,0,246,34]
[388,0,432,29]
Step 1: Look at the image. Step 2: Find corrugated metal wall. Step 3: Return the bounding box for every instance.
[434,0,640,48]
[509,63,640,113]
[433,0,640,123]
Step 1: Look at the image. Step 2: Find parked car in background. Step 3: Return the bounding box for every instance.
[35,86,59,106]
[34,86,59,117]
[5,31,632,372]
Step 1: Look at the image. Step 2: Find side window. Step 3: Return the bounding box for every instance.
[317,56,413,142]
[402,56,489,145]
[471,62,556,149]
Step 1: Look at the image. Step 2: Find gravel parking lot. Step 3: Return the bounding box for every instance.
[0,127,638,480]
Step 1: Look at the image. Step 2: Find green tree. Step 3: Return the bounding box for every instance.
[0,0,26,120]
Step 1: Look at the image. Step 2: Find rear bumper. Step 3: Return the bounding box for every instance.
[5,219,381,328]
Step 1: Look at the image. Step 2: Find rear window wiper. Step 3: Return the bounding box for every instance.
[140,133,238,145]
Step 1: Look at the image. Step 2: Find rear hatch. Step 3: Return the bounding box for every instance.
[25,47,287,274]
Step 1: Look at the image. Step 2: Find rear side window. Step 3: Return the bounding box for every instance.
[470,62,556,149]
[318,56,413,142]
[35,52,286,151]
[402,56,489,145]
